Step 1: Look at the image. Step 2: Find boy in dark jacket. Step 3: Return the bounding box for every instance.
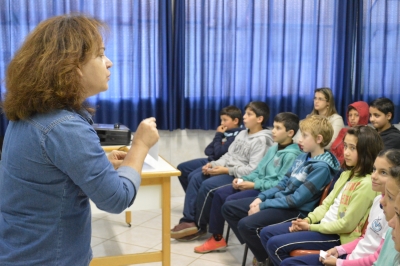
[177,105,243,191]
[369,97,400,150]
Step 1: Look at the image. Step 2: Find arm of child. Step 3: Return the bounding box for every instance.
[340,238,384,266]
[340,236,363,255]
[257,175,290,202]
[259,166,331,210]
[307,174,343,224]
[255,152,299,191]
[228,139,269,178]
[204,131,225,157]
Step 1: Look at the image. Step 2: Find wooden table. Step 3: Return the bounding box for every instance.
[91,147,181,266]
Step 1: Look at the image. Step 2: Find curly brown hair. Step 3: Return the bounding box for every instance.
[2,14,106,121]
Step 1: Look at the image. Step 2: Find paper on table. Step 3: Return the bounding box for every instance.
[143,142,159,169]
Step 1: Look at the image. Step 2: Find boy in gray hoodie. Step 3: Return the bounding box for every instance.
[171,102,274,240]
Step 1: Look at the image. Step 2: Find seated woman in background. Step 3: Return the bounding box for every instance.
[330,101,369,165]
[295,87,344,149]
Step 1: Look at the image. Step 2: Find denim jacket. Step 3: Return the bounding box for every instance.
[0,109,140,265]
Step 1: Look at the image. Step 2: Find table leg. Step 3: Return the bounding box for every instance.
[161,176,171,266]
[125,211,132,227]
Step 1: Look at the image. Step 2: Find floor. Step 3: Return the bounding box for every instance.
[91,196,254,266]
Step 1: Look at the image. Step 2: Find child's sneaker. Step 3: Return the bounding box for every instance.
[176,228,207,242]
[194,236,227,253]
[171,222,198,239]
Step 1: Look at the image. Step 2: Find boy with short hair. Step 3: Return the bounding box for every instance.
[171,101,274,240]
[194,112,302,253]
[177,105,243,192]
[369,97,400,150]
[222,115,341,265]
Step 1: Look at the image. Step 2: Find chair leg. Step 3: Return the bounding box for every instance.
[225,225,231,245]
[242,244,248,266]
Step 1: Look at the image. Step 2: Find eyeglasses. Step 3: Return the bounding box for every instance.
[314,97,327,102]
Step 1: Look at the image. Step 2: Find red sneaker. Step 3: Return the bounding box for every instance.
[194,236,227,253]
[170,222,198,239]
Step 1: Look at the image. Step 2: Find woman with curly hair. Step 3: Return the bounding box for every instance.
[0,14,159,265]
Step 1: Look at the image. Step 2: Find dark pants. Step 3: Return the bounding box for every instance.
[194,175,234,229]
[261,221,340,266]
[209,186,259,234]
[177,158,208,192]
[221,197,306,262]
[180,171,233,227]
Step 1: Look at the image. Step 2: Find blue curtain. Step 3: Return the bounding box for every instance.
[1,0,399,135]
[356,0,400,108]
[0,0,172,133]
[174,0,400,129]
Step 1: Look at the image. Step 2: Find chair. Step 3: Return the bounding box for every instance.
[287,181,332,257]
[229,181,334,266]
[289,219,369,257]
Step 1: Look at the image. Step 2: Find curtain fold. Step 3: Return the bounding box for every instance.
[1,0,400,136]
[358,0,400,111]
[174,0,359,129]
[0,0,172,134]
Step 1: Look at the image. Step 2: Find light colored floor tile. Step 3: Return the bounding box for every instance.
[197,245,239,265]
[131,251,197,266]
[90,195,249,265]
[91,236,107,247]
[92,239,148,257]
[110,225,162,249]
[189,258,231,266]
[101,210,160,226]
[142,213,182,230]
[91,219,131,239]
[226,243,253,266]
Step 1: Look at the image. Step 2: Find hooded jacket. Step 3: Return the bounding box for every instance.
[257,150,341,213]
[211,128,273,178]
[242,143,302,191]
[308,171,379,245]
[380,125,400,150]
[204,127,244,161]
[330,101,369,164]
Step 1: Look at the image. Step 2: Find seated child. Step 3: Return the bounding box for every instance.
[171,101,274,240]
[373,163,400,266]
[369,97,400,150]
[177,105,243,191]
[193,112,302,253]
[262,126,384,266]
[221,115,341,265]
[330,101,369,164]
[275,148,397,266]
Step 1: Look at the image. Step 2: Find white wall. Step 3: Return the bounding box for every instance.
[157,129,216,197]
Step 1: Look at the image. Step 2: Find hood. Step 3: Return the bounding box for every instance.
[309,150,341,173]
[347,101,369,126]
[380,125,400,136]
[246,128,273,140]
[276,143,302,157]
[224,126,245,137]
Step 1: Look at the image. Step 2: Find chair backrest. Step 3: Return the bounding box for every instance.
[319,181,332,205]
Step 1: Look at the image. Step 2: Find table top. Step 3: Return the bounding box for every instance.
[101,145,181,178]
